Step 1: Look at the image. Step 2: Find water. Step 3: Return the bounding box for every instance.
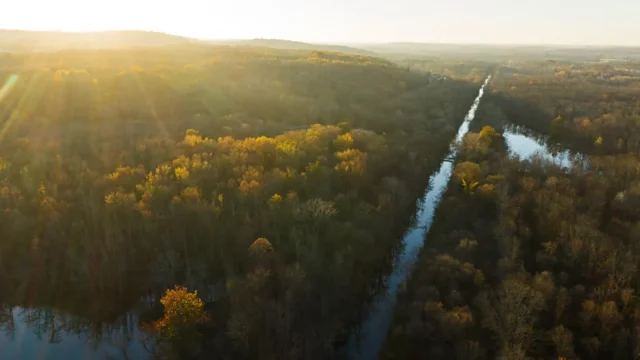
[347,80,590,359]
[347,76,492,360]
[504,125,587,170]
[0,280,229,359]
[0,307,150,360]
[0,74,583,360]
[504,130,572,168]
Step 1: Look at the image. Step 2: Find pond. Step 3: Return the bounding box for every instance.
[503,125,588,172]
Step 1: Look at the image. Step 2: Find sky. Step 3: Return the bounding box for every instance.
[4,0,639,46]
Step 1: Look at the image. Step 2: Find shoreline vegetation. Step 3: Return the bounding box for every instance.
[383,60,640,359]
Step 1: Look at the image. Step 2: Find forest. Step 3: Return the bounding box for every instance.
[0,42,486,358]
[2,30,640,360]
[482,60,640,154]
[383,59,640,359]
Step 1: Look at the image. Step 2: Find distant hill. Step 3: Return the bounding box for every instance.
[215,38,377,56]
[0,30,194,52]
[358,42,640,61]
[0,32,378,57]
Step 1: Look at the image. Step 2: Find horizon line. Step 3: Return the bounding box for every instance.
[1,28,639,48]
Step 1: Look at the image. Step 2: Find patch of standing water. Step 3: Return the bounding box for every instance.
[0,282,224,359]
[504,126,587,170]
[504,131,571,167]
[0,307,150,360]
[347,76,492,360]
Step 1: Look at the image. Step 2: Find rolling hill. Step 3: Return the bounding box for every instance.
[214,38,377,56]
[0,30,194,51]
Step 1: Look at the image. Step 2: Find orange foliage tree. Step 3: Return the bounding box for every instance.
[152,285,209,342]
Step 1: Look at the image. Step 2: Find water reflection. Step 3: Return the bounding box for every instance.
[0,275,230,359]
[0,306,150,360]
[348,76,492,360]
[347,80,593,359]
[504,125,587,169]
[505,132,572,167]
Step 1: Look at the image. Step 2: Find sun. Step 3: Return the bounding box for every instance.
[5,0,168,34]
[4,0,233,40]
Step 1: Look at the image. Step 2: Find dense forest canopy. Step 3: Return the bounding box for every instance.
[384,58,640,360]
[0,41,486,358]
[3,29,640,360]
[483,60,640,154]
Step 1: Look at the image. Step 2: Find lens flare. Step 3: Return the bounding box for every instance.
[0,74,18,103]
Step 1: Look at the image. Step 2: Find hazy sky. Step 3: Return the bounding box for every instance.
[4,0,639,45]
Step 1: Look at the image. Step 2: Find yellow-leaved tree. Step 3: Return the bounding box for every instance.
[150,285,209,357]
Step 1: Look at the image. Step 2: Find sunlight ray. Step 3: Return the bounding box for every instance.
[0,74,41,145]
[0,74,19,103]
[131,70,170,141]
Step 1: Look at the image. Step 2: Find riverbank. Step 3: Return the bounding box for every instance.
[380,122,551,358]
[383,103,640,358]
[348,76,492,359]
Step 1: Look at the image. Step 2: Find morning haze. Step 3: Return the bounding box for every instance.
[4,0,639,45]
